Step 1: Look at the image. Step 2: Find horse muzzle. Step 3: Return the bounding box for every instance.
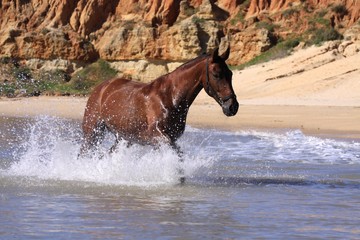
[222,96,239,116]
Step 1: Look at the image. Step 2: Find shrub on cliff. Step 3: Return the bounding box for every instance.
[307,28,343,45]
[68,59,118,94]
[234,37,300,70]
[0,59,118,97]
[332,4,348,17]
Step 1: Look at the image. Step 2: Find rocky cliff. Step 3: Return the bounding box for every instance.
[1,0,360,74]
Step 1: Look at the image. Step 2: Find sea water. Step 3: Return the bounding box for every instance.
[0,116,359,239]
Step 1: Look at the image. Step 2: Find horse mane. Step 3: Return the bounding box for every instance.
[150,53,210,83]
[175,53,210,72]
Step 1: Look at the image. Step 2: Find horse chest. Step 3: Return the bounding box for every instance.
[160,107,188,141]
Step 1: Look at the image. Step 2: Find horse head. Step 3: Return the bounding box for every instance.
[203,46,239,116]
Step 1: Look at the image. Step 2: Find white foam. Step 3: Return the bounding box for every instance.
[4,116,359,187]
[6,116,215,186]
[214,129,360,165]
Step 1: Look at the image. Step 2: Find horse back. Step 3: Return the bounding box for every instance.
[89,77,144,105]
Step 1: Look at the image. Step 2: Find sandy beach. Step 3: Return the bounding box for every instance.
[1,43,360,139]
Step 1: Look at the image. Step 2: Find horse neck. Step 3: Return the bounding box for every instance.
[166,57,207,107]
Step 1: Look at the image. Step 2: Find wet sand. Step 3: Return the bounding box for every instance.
[1,96,359,139]
[189,102,360,139]
[1,43,359,139]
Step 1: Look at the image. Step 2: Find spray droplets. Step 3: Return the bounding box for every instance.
[5,116,213,187]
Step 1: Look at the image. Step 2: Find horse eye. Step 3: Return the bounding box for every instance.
[212,72,221,80]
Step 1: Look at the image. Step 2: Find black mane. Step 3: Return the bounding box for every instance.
[175,53,209,72]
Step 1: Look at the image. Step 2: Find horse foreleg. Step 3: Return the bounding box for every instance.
[171,142,185,184]
[171,142,183,158]
[147,124,186,184]
[109,134,121,154]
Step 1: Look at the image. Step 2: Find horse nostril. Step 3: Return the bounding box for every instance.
[222,99,238,116]
[230,101,239,115]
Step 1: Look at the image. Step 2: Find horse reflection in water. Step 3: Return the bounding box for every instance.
[80,47,239,183]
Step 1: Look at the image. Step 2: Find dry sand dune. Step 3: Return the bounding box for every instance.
[1,43,360,138]
[189,43,360,138]
[238,46,360,106]
[197,43,360,106]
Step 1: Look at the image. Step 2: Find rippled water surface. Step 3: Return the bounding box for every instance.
[1,116,360,239]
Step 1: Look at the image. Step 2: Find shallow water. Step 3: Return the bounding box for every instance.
[1,116,360,239]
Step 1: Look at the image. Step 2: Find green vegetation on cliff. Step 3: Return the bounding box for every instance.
[0,59,118,97]
[0,0,349,97]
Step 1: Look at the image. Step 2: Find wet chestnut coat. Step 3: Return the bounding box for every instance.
[81,47,238,153]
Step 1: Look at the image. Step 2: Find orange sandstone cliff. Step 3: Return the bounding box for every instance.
[1,0,360,69]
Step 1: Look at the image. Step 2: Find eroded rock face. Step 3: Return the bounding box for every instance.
[0,0,360,69]
[0,0,98,61]
[247,0,359,23]
[228,28,273,65]
[109,60,182,82]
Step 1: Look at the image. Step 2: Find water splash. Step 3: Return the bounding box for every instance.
[204,129,360,165]
[2,116,359,187]
[6,116,215,186]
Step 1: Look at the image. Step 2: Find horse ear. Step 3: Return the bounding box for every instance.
[220,45,230,61]
[211,47,220,63]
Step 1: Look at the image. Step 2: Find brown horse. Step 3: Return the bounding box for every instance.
[80,46,238,156]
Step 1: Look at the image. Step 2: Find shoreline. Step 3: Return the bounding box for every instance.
[1,44,360,140]
[1,96,359,140]
[189,103,360,140]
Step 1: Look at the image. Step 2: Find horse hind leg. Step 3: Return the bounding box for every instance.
[79,121,106,157]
